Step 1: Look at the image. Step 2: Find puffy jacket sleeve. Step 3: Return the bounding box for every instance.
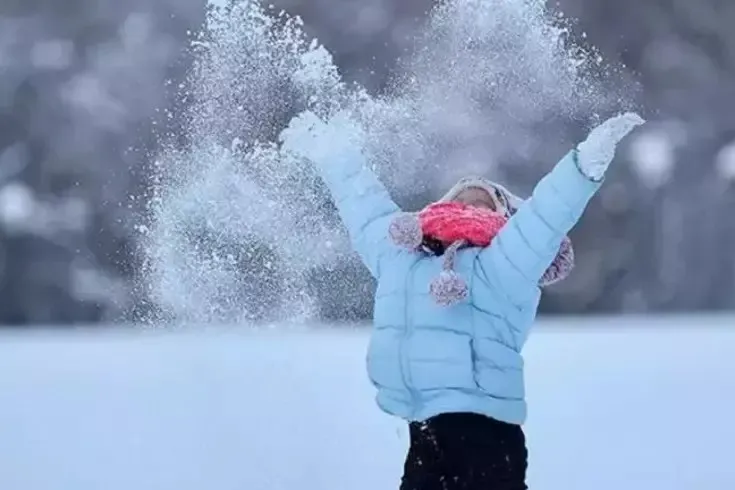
[476,149,602,305]
[314,146,401,278]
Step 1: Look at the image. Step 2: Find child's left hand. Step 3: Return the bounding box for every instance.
[576,112,645,181]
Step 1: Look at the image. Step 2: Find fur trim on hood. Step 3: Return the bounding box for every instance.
[388,176,575,306]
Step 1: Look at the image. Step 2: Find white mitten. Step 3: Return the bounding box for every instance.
[279,109,365,164]
[576,112,645,181]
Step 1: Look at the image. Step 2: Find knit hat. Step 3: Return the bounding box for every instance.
[388,176,574,306]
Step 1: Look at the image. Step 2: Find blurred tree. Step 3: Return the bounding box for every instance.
[3,0,735,325]
[0,0,206,325]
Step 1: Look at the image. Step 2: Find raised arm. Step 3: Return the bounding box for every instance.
[476,112,645,306]
[279,110,401,278]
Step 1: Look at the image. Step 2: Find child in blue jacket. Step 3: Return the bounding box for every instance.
[280,110,644,489]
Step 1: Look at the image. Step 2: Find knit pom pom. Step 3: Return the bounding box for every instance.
[429,270,468,306]
[389,213,423,249]
[539,236,575,286]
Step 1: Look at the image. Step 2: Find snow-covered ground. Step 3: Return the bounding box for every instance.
[1,315,734,489]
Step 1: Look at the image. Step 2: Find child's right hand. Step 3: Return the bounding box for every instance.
[576,112,645,181]
[279,110,365,164]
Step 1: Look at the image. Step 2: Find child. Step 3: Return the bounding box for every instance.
[280,110,644,489]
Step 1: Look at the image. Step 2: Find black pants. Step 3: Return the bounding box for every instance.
[400,413,528,490]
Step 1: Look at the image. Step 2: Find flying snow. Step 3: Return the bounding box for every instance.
[142,0,634,324]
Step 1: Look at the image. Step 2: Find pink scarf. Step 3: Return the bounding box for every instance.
[389,201,575,306]
[419,202,507,248]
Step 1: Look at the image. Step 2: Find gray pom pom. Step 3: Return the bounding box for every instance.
[429,270,468,306]
[539,236,575,286]
[389,213,423,249]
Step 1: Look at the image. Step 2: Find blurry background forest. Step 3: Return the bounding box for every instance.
[1,0,734,326]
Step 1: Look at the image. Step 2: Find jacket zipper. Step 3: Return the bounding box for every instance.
[399,259,421,418]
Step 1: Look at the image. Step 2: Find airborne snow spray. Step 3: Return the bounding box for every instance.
[141,0,632,325]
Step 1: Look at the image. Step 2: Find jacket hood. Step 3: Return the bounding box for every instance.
[438,176,524,216]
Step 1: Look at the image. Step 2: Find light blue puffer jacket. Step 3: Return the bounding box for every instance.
[314,146,601,425]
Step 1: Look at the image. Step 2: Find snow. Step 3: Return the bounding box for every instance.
[628,129,676,189]
[1,316,734,489]
[715,142,735,182]
[0,181,36,233]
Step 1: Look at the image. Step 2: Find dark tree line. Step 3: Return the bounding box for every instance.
[0,0,733,326]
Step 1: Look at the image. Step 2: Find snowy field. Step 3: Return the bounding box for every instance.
[1,315,734,490]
